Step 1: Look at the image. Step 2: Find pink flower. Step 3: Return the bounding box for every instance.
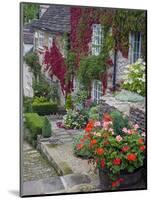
[122,127,128,133]
[127,129,133,134]
[94,121,101,127]
[116,135,123,142]
[133,124,139,130]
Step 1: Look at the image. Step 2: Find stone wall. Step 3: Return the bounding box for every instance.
[99,99,146,130]
[129,107,146,130]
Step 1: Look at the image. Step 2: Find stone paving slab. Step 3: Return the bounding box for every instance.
[40,142,92,175]
[22,177,65,196]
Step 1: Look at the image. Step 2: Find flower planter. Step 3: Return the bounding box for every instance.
[99,167,144,190]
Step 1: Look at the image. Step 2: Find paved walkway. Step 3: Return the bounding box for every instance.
[23,141,57,182]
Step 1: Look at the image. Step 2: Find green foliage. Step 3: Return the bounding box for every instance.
[25,52,41,82]
[65,51,76,84]
[65,94,73,110]
[32,101,58,115]
[115,90,144,102]
[122,60,146,96]
[42,117,52,138]
[88,105,100,120]
[33,96,47,103]
[110,111,131,135]
[73,135,92,158]
[49,82,60,103]
[23,96,33,112]
[73,90,88,106]
[23,3,39,24]
[24,113,44,146]
[77,26,113,90]
[113,10,146,59]
[32,76,51,99]
[63,109,88,129]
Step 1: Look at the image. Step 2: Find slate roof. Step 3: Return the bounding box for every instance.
[32,5,71,33]
[23,21,35,44]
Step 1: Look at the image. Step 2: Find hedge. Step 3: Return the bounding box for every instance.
[32,102,58,115]
[42,117,52,138]
[24,113,44,146]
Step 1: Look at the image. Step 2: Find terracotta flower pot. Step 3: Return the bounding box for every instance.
[99,167,144,191]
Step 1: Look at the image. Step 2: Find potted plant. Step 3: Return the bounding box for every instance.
[83,113,146,190]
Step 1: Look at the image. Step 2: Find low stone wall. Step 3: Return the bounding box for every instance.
[99,100,117,116]
[129,107,146,130]
[99,99,146,130]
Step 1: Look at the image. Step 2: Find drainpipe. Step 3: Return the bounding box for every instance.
[113,39,117,91]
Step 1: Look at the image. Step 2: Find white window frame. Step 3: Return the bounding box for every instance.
[130,31,142,63]
[92,24,103,56]
[92,80,102,103]
[38,31,44,47]
[48,36,53,49]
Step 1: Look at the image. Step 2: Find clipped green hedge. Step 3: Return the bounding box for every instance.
[32,102,58,115]
[24,113,44,146]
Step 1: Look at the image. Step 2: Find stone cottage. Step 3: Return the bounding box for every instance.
[31,5,145,105]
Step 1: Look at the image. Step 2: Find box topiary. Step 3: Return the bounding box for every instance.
[42,117,52,138]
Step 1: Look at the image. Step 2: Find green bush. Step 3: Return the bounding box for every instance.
[24,113,44,146]
[32,76,51,99]
[73,135,92,158]
[42,117,52,138]
[122,59,146,96]
[33,96,48,103]
[32,101,58,115]
[88,105,100,120]
[23,96,33,112]
[110,111,131,135]
[65,94,73,110]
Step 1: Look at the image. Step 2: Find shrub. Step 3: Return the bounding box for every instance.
[63,109,88,129]
[42,117,52,138]
[25,52,41,82]
[110,111,131,135]
[32,101,58,115]
[33,96,48,103]
[65,94,73,110]
[23,96,33,112]
[24,113,44,146]
[88,105,100,120]
[32,76,51,99]
[122,59,146,96]
[73,134,93,158]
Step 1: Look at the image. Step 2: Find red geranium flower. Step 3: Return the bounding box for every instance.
[103,113,112,122]
[90,139,97,145]
[96,148,104,155]
[113,158,121,165]
[76,143,84,150]
[127,153,137,161]
[138,138,144,144]
[140,145,145,151]
[80,138,85,143]
[100,159,105,168]
[122,145,130,152]
[112,181,119,188]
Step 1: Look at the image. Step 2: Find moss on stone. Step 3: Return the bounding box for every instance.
[60,162,73,175]
[46,143,58,148]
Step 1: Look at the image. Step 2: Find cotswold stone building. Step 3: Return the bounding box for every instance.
[31,5,145,104]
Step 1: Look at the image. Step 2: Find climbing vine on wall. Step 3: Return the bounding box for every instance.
[43,7,146,96]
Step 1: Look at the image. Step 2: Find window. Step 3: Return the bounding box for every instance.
[92,80,102,103]
[130,32,142,63]
[92,24,103,56]
[38,32,44,47]
[48,36,53,49]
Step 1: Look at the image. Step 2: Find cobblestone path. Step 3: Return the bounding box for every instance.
[23,141,57,182]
